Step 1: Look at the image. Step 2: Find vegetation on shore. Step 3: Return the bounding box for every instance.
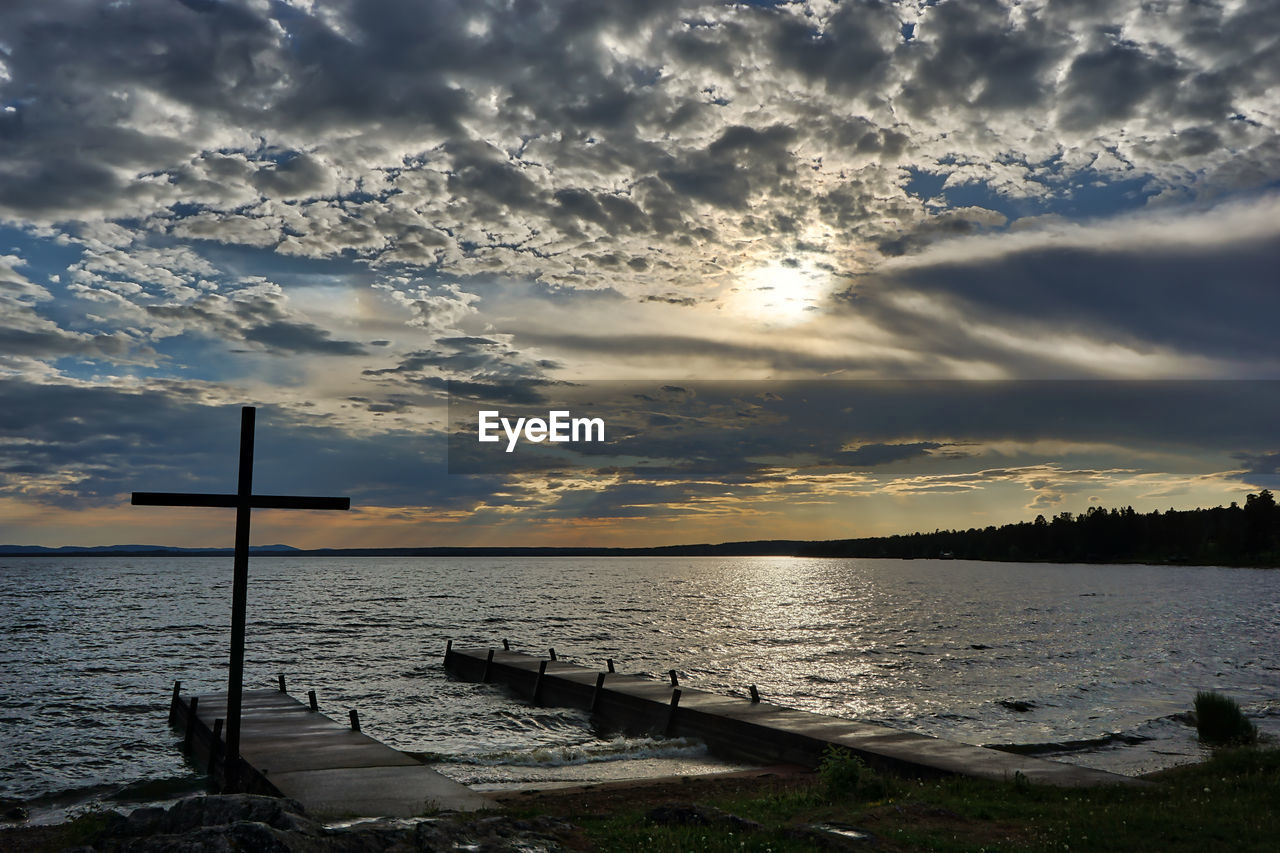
[1195,691,1259,746]
[533,744,1280,852]
[5,745,1276,851]
[10,490,1278,568]
[801,489,1280,567]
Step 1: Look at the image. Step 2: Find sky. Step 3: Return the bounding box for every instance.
[1,0,1278,548]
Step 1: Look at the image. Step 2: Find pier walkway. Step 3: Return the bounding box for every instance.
[171,684,490,817]
[445,645,1144,788]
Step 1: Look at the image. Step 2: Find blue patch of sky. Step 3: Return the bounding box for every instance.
[50,331,270,385]
[170,236,375,288]
[0,225,83,285]
[904,166,1161,225]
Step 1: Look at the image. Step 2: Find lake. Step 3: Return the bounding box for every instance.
[2,556,1278,822]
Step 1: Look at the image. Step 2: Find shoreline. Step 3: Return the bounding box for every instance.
[4,746,1276,852]
[5,550,1278,569]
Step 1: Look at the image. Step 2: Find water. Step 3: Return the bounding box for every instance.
[2,557,1278,821]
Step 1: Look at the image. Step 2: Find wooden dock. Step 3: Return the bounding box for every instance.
[170,683,490,817]
[444,645,1145,788]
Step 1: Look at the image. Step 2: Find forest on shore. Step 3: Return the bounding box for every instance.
[801,489,1280,566]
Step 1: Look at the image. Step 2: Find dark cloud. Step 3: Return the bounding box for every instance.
[1233,451,1280,491]
[241,320,366,356]
[0,379,496,509]
[448,380,1280,476]
[835,442,943,467]
[1058,41,1185,132]
[144,287,367,356]
[851,232,1280,368]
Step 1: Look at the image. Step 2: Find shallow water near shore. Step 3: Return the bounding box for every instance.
[2,556,1278,822]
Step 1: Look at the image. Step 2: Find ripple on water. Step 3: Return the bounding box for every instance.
[2,556,1279,812]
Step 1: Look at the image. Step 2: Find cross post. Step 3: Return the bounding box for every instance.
[132,406,350,790]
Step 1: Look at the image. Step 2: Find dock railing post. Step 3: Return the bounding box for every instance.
[349,709,361,732]
[444,639,453,665]
[549,647,557,661]
[169,680,182,725]
[665,689,681,736]
[606,658,615,673]
[749,684,760,703]
[307,689,318,712]
[482,648,495,683]
[533,659,549,705]
[209,718,224,774]
[503,639,510,650]
[669,669,679,687]
[590,672,607,713]
[183,696,199,751]
[277,673,286,693]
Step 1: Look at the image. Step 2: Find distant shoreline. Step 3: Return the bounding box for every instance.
[2,542,1277,568]
[7,494,1276,566]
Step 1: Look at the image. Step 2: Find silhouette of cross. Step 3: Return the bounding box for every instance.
[132,406,349,790]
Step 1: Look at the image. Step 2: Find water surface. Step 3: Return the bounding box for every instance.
[2,557,1278,819]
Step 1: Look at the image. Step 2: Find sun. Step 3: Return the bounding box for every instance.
[727,262,828,325]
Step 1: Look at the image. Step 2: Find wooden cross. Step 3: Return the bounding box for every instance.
[131,406,349,790]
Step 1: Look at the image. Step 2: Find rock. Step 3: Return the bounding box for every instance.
[786,822,876,849]
[646,803,762,833]
[71,795,580,852]
[999,699,1036,712]
[1,805,28,822]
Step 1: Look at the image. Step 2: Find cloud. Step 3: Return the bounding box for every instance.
[0,378,496,509]
[0,255,151,366]
[143,280,367,356]
[1,1,1279,542]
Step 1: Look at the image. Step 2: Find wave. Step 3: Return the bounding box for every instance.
[983,712,1197,755]
[442,735,709,768]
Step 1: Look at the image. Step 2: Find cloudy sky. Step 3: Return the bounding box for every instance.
[2,0,1278,548]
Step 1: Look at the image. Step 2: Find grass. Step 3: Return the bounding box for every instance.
[1194,691,1258,746]
[557,746,1280,852]
[6,743,1276,852]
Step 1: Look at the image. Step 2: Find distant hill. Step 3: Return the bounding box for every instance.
[0,544,301,555]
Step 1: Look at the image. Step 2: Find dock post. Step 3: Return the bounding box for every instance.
[606,658,615,673]
[169,680,182,725]
[665,689,681,736]
[183,696,199,751]
[277,673,286,693]
[669,669,679,687]
[209,718,223,773]
[482,648,495,683]
[533,660,549,705]
[749,684,760,703]
[444,639,453,664]
[349,709,361,732]
[307,689,318,712]
[590,672,607,713]
[503,639,510,650]
[549,647,557,661]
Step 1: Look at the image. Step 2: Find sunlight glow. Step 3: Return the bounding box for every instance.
[728,262,829,325]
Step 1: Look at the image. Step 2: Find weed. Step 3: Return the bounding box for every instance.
[1194,691,1258,746]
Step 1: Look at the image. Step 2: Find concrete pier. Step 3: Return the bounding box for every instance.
[171,683,490,817]
[445,646,1145,788]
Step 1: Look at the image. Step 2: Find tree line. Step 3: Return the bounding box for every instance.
[799,490,1280,566]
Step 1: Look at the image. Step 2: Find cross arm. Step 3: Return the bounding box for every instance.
[251,495,350,510]
[132,492,238,507]
[131,492,350,510]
